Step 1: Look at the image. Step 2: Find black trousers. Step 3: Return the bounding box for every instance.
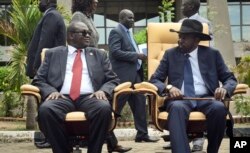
[166,99,227,153]
[38,95,112,153]
[117,73,148,139]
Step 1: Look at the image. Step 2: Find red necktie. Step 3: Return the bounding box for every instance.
[69,49,82,101]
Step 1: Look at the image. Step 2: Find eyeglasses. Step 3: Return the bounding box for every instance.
[71,30,92,36]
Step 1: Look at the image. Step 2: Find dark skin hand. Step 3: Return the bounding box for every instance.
[46,92,67,101]
[89,90,108,100]
[46,90,108,101]
[168,86,227,101]
[214,87,227,101]
[168,86,183,99]
[138,53,147,61]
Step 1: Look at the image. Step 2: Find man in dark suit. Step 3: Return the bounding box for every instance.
[162,1,213,151]
[26,0,66,78]
[32,21,119,153]
[150,19,237,153]
[108,9,159,143]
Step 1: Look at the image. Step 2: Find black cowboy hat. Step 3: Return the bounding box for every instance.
[170,19,211,41]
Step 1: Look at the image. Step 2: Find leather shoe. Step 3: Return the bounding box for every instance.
[135,137,159,143]
[162,143,171,149]
[108,145,132,153]
[34,141,51,149]
[192,145,203,152]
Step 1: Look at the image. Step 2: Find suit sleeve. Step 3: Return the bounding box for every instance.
[98,51,120,98]
[215,51,237,97]
[108,29,139,63]
[32,50,58,100]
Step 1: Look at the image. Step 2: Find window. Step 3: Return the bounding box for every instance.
[0,3,11,46]
[201,1,250,42]
[94,0,160,45]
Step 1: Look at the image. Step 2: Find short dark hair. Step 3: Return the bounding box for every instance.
[71,0,92,13]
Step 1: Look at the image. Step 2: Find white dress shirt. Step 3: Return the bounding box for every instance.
[181,47,209,96]
[60,45,94,95]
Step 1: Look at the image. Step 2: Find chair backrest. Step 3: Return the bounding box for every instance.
[147,22,209,80]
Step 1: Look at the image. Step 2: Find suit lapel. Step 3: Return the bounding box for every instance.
[117,24,135,51]
[197,48,212,93]
[85,48,94,80]
[60,47,68,82]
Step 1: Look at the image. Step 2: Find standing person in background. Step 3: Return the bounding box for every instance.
[71,0,99,48]
[71,1,132,152]
[180,0,212,37]
[108,9,159,143]
[25,0,66,148]
[26,0,66,79]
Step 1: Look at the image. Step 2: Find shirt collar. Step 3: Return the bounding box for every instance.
[189,47,198,58]
[68,45,84,54]
[119,23,129,32]
[43,7,53,16]
[189,13,199,19]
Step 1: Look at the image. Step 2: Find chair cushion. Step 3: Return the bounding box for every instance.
[158,111,206,121]
[65,112,115,121]
[65,112,86,121]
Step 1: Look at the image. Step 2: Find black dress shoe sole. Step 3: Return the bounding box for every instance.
[135,138,159,143]
[108,146,132,153]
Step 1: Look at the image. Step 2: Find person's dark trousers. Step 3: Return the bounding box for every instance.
[166,99,227,153]
[117,73,148,139]
[38,95,112,153]
[34,131,51,148]
[106,131,118,149]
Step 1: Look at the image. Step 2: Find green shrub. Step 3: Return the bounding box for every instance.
[233,95,250,116]
[233,55,250,86]
[134,29,147,45]
[0,66,10,92]
[134,29,148,80]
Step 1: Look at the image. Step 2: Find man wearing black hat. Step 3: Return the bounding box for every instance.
[150,19,237,153]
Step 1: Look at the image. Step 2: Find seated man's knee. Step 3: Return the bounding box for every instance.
[38,103,50,115]
[98,100,112,114]
[169,101,188,111]
[208,101,227,118]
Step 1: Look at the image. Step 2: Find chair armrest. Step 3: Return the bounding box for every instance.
[134,81,158,91]
[20,84,41,104]
[114,82,132,92]
[112,82,133,111]
[134,82,164,131]
[233,84,249,95]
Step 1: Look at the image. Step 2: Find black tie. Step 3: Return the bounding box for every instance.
[184,54,196,107]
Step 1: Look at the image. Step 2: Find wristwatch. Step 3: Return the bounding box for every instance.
[166,84,173,92]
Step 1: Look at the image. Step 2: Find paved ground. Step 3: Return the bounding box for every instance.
[0,138,230,153]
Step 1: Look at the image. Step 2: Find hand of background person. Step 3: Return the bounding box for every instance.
[138,53,147,61]
[46,92,67,101]
[168,86,183,99]
[214,87,227,101]
[89,90,108,100]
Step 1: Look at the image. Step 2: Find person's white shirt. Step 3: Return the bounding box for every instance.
[60,45,94,95]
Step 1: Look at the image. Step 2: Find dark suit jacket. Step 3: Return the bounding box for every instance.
[32,46,120,101]
[108,24,143,83]
[150,45,237,97]
[26,7,66,78]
